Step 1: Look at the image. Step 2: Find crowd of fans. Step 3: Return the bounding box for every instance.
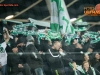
[0,27,100,75]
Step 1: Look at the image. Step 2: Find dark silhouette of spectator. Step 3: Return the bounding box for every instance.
[25,43,44,75]
[7,44,31,75]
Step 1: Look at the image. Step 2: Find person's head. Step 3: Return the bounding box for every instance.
[82,61,90,70]
[26,35,34,43]
[17,35,26,47]
[17,37,26,47]
[52,41,62,50]
[75,43,83,49]
[87,48,93,53]
[25,44,36,52]
[83,54,89,61]
[71,39,78,44]
[17,42,25,47]
[11,45,18,53]
[94,52,100,60]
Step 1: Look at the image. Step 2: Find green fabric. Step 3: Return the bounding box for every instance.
[75,27,87,31]
[48,30,62,39]
[38,30,61,43]
[69,62,74,68]
[77,65,85,74]
[50,0,60,32]
[77,66,96,75]
[82,31,100,44]
[74,70,78,75]
[91,67,96,75]
[50,0,75,34]
[50,23,60,32]
[69,63,79,75]
[10,23,37,35]
[55,70,59,75]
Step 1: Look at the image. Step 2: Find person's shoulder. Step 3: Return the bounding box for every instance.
[46,48,50,52]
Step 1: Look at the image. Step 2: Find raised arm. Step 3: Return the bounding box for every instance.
[4,28,10,44]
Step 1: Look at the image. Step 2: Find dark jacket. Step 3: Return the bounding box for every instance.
[78,66,100,75]
[84,68,93,75]
[68,68,83,75]
[81,67,95,75]
[82,41,91,52]
[45,48,64,69]
[91,59,100,72]
[8,53,22,72]
[25,44,43,69]
[40,39,50,52]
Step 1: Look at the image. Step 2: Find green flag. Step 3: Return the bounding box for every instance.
[50,0,75,34]
[50,0,59,32]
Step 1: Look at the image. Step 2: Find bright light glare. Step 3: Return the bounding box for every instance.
[5,15,14,19]
[70,18,76,22]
